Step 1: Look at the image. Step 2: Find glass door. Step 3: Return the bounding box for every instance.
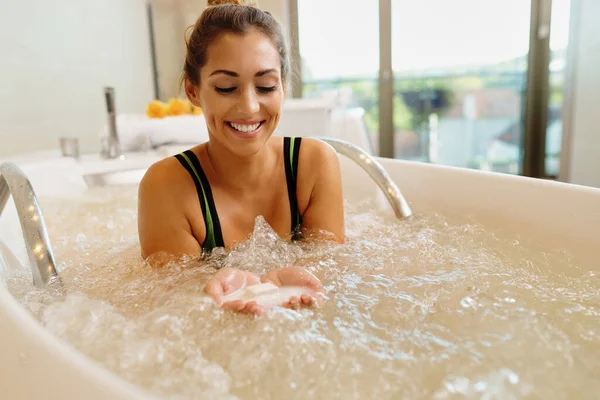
[297,0,380,153]
[391,0,533,174]
[292,0,569,178]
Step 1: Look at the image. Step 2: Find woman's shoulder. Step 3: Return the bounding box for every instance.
[295,137,340,184]
[139,147,202,197]
[275,136,340,199]
[272,136,337,165]
[297,137,337,163]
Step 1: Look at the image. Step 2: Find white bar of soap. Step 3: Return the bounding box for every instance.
[221,283,311,309]
[246,282,278,295]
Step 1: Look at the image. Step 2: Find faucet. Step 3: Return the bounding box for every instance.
[101,86,123,159]
[0,163,61,287]
[317,137,413,219]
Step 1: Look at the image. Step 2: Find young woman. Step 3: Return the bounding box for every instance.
[137,0,344,315]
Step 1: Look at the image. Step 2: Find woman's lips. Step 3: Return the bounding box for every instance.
[226,121,265,138]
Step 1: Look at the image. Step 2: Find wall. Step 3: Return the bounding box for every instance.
[151,0,204,100]
[561,0,600,187]
[258,0,290,29]
[0,0,154,156]
[152,0,188,101]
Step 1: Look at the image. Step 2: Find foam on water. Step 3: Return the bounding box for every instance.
[6,185,600,399]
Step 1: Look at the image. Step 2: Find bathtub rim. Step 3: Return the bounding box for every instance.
[0,280,157,399]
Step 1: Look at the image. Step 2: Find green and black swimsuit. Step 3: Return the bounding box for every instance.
[174,137,303,253]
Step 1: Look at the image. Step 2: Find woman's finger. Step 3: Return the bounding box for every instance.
[223,299,246,312]
[244,301,263,317]
[301,294,315,307]
[290,296,301,309]
[222,300,264,317]
[204,279,224,306]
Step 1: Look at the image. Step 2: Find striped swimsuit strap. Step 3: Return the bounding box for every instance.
[174,150,224,252]
[283,137,303,239]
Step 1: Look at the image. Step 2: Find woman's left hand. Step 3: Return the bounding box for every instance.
[261,266,325,309]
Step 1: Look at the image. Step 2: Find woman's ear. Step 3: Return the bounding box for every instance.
[184,78,202,107]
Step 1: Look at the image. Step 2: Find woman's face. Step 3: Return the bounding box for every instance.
[186,29,285,157]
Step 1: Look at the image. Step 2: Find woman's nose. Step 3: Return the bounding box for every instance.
[238,88,260,115]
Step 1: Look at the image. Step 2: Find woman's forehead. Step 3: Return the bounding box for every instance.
[203,30,281,76]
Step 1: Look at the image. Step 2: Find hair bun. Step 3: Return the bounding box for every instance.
[207,0,258,6]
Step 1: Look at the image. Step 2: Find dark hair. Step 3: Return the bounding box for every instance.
[183,0,289,87]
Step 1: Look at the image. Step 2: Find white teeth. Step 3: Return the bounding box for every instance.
[230,122,261,133]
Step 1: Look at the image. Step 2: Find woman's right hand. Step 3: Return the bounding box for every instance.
[204,267,264,316]
[261,266,325,309]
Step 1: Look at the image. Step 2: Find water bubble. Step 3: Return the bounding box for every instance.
[460,296,478,309]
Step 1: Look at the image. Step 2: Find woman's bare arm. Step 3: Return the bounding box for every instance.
[299,138,345,243]
[137,161,202,265]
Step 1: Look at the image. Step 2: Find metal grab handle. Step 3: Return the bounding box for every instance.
[316,137,413,219]
[0,163,61,287]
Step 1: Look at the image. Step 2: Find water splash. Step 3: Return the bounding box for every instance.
[5,184,600,399]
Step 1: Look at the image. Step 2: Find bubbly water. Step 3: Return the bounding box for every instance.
[6,185,600,399]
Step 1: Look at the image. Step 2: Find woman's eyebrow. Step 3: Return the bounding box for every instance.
[255,69,278,77]
[210,69,238,77]
[209,69,278,77]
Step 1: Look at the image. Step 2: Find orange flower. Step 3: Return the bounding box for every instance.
[146,100,168,119]
[167,98,190,116]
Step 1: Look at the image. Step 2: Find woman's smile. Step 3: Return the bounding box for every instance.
[226,120,266,139]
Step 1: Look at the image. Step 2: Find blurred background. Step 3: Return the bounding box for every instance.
[1,0,598,187]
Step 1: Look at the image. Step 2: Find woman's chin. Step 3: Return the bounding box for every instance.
[224,130,273,156]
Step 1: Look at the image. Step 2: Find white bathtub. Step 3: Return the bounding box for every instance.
[1,147,599,399]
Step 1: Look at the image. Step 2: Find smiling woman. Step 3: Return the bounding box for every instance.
[137,0,345,316]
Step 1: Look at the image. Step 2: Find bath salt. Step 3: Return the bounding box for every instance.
[222,283,311,309]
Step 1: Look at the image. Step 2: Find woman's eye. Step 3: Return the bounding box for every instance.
[257,86,277,93]
[214,85,276,94]
[215,86,236,94]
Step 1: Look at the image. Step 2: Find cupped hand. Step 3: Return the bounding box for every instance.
[261,265,325,309]
[204,267,261,308]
